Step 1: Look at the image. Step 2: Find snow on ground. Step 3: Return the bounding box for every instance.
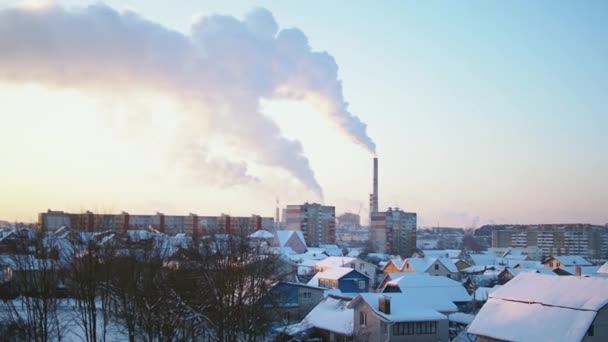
[0,298,127,341]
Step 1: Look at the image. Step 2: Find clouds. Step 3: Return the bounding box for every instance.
[0,3,375,198]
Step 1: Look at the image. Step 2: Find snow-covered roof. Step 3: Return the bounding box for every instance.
[437,258,459,273]
[403,257,435,273]
[127,230,155,241]
[350,293,450,322]
[448,312,474,325]
[249,230,274,238]
[382,257,405,270]
[473,285,502,301]
[315,256,358,268]
[299,296,353,335]
[346,248,362,257]
[468,273,608,342]
[286,249,330,263]
[598,262,608,274]
[421,249,462,259]
[367,253,393,261]
[549,255,593,266]
[469,252,497,266]
[513,260,543,269]
[402,257,458,273]
[462,265,493,274]
[0,254,54,271]
[385,274,471,303]
[307,267,366,287]
[319,244,343,256]
[470,298,597,342]
[470,273,608,341]
[557,265,599,276]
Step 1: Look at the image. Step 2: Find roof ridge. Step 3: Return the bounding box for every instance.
[491,297,599,313]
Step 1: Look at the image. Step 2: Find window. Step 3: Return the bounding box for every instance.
[302,291,312,300]
[360,263,365,270]
[393,322,436,335]
[358,280,366,289]
[393,322,413,335]
[434,263,439,270]
[350,263,356,268]
[359,311,367,326]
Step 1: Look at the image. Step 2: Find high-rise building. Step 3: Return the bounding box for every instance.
[490,225,608,261]
[371,207,417,256]
[283,203,336,246]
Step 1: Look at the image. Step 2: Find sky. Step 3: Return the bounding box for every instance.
[0,0,607,227]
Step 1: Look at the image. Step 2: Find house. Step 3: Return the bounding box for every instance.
[315,257,378,286]
[348,293,451,341]
[397,257,461,280]
[248,229,274,245]
[267,282,325,325]
[282,295,354,341]
[274,230,307,254]
[468,273,608,341]
[496,267,555,285]
[307,267,370,293]
[0,254,57,294]
[553,265,599,276]
[382,257,405,274]
[318,244,344,257]
[377,272,409,291]
[381,274,472,311]
[543,255,593,269]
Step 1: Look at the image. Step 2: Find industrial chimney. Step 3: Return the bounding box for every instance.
[371,157,379,213]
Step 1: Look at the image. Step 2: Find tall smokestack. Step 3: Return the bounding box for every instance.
[372,157,378,213]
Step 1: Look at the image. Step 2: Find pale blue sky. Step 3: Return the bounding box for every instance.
[1,1,607,226]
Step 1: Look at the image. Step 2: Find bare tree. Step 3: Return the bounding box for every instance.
[187,234,284,341]
[1,233,67,342]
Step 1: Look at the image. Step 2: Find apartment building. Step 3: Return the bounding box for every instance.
[38,210,273,236]
[283,203,336,247]
[491,225,608,261]
[371,207,417,257]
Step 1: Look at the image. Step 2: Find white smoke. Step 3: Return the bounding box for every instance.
[0,3,376,198]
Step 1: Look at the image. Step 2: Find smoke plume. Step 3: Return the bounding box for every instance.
[0,3,376,198]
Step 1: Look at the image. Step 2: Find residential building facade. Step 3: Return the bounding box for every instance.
[38,209,274,235]
[267,282,325,325]
[349,294,450,342]
[490,225,608,261]
[371,208,417,256]
[283,203,336,247]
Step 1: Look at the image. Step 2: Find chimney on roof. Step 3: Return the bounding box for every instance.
[575,265,582,277]
[379,295,391,315]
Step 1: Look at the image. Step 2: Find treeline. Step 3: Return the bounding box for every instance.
[0,232,285,341]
